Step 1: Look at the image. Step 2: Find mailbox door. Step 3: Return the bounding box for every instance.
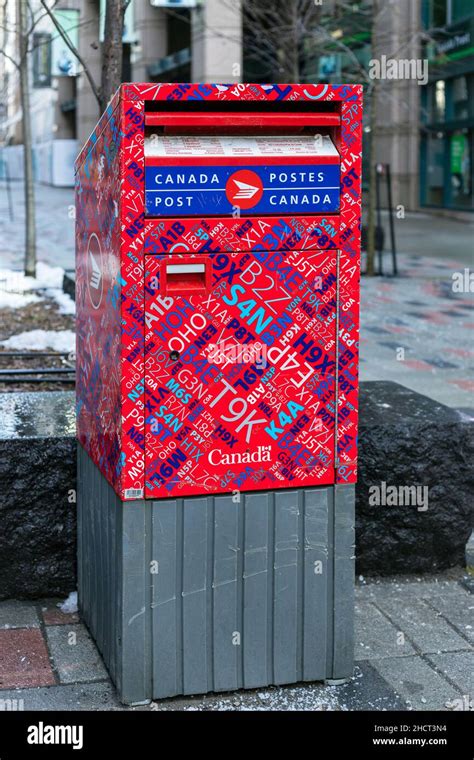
[143,250,338,499]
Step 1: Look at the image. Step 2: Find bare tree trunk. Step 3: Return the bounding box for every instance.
[276,0,299,82]
[366,81,377,276]
[18,0,36,277]
[101,0,126,112]
[366,0,379,277]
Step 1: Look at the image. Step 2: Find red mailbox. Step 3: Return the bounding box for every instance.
[76,83,362,502]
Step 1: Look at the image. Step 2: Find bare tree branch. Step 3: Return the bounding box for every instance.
[0,47,20,70]
[100,0,127,111]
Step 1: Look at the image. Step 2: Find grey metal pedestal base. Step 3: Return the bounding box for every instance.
[77,445,355,704]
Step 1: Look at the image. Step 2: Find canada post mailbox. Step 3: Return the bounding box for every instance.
[76,84,361,502]
[76,83,362,703]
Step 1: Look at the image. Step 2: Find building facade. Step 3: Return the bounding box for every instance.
[0,0,242,186]
[0,0,82,185]
[421,0,474,214]
[1,0,471,218]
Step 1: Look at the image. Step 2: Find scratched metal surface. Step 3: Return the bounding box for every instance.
[78,445,354,704]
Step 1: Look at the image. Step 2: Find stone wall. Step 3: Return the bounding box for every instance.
[0,383,472,599]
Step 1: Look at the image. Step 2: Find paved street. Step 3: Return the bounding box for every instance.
[372,209,474,265]
[360,255,474,407]
[0,572,471,711]
[0,182,75,272]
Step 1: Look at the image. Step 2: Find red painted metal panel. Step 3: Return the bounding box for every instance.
[75,97,123,493]
[143,215,341,255]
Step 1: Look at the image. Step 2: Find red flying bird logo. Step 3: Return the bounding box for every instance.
[225,169,264,209]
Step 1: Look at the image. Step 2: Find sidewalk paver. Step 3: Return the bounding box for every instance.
[0,682,125,711]
[369,596,471,655]
[356,576,471,602]
[0,600,40,629]
[370,654,464,711]
[360,256,474,408]
[355,600,416,660]
[40,601,79,627]
[426,652,474,697]
[152,662,406,712]
[0,628,55,689]
[0,572,471,710]
[45,624,108,684]
[426,597,474,646]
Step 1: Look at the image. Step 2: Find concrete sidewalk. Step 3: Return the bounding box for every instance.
[0,182,75,272]
[370,209,474,266]
[360,254,474,408]
[0,571,471,711]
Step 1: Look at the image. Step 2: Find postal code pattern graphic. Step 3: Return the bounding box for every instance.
[75,82,362,500]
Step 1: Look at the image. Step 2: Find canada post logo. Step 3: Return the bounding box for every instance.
[145,162,340,216]
[225,169,264,209]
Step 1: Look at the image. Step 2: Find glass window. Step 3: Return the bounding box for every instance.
[452,0,473,22]
[450,130,473,208]
[452,76,469,120]
[426,132,445,205]
[435,80,446,121]
[426,81,445,123]
[432,0,448,26]
[33,33,52,88]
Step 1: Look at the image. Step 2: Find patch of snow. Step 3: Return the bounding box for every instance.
[58,591,78,614]
[0,262,63,293]
[0,290,41,309]
[0,329,75,353]
[0,262,75,314]
[34,262,65,289]
[181,685,346,712]
[45,288,75,315]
